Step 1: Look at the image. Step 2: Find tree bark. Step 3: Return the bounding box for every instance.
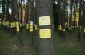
[36,0,54,55]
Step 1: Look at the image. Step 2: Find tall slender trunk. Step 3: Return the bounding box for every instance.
[25,0,30,35]
[78,0,82,41]
[29,0,34,46]
[83,0,85,39]
[14,0,21,47]
[2,0,5,20]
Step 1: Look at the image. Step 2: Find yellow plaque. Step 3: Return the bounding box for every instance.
[30,29,33,32]
[16,22,19,31]
[39,16,50,25]
[26,24,29,29]
[10,23,13,28]
[14,22,16,27]
[84,29,85,33]
[59,25,62,30]
[6,21,9,25]
[39,29,51,38]
[58,25,62,30]
[30,26,33,29]
[20,23,22,27]
[35,25,37,30]
[4,21,6,26]
[63,29,65,32]
[12,22,14,27]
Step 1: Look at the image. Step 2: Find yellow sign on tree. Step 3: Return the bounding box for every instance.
[39,16,51,25]
[39,29,51,38]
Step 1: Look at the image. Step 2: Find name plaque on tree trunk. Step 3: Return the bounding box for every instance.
[39,29,51,38]
[84,29,85,33]
[16,22,19,31]
[39,16,51,25]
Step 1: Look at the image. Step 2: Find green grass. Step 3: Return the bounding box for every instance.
[54,31,85,55]
[0,29,85,55]
[0,29,37,55]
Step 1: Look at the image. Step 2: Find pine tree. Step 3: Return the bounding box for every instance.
[36,0,54,55]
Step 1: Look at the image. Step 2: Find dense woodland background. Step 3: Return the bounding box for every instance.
[0,0,85,55]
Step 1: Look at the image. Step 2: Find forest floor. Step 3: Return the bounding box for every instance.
[0,28,85,55]
[55,30,85,55]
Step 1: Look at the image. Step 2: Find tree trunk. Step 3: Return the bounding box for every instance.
[83,0,85,39]
[36,0,54,55]
[14,0,21,47]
